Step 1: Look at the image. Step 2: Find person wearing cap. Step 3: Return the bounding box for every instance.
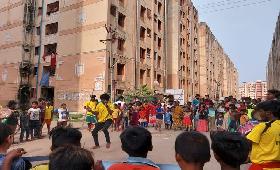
[84,95,98,131]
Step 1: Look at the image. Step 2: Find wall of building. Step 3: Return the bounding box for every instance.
[199,22,238,99]
[0,0,25,105]
[267,12,280,90]
[167,0,200,102]
[0,0,239,110]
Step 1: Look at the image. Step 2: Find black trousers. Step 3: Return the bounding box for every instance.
[92,119,113,146]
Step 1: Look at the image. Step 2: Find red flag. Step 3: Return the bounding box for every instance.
[50,52,57,68]
[42,53,47,61]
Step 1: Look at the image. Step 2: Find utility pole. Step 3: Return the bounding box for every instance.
[100,24,117,102]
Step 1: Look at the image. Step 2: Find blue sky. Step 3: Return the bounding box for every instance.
[192,0,280,83]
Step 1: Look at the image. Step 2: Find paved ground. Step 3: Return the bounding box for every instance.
[10,122,249,170]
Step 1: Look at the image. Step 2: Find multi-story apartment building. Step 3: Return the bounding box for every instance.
[0,0,239,110]
[167,0,200,101]
[0,0,167,111]
[267,12,280,90]
[239,81,267,100]
[199,22,238,99]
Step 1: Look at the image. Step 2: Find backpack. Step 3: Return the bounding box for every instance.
[261,120,276,135]
[108,162,160,170]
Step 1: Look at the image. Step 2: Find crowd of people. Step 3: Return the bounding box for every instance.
[0,89,280,170]
[85,89,280,136]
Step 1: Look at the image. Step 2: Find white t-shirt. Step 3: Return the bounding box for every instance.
[57,108,69,122]
[28,108,41,121]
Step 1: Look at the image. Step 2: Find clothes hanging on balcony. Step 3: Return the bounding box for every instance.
[40,71,50,87]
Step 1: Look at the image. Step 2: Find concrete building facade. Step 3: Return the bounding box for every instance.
[267,12,280,90]
[0,0,239,111]
[198,22,238,99]
[0,0,167,111]
[239,81,267,100]
[167,0,200,101]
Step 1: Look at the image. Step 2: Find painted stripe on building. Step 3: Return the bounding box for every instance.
[59,21,106,36]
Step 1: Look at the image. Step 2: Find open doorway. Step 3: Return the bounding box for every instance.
[41,87,54,103]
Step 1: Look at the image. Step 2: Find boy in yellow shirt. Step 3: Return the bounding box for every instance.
[112,104,121,132]
[91,93,113,149]
[84,95,97,131]
[44,101,54,134]
[246,100,280,170]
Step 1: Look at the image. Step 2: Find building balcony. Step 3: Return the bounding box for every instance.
[140,58,145,64]
[116,75,125,82]
[45,12,59,24]
[43,33,58,45]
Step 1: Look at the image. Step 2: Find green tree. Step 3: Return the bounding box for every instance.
[123,85,155,103]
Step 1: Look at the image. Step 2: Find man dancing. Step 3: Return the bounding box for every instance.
[91,93,113,149]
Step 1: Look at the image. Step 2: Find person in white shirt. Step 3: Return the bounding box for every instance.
[55,103,69,127]
[28,101,41,139]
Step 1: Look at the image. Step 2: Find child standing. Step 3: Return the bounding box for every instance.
[164,107,172,130]
[183,110,192,131]
[44,101,54,134]
[112,104,121,131]
[155,103,164,132]
[56,103,69,127]
[28,101,41,140]
[216,112,224,131]
[138,106,148,128]
[19,110,29,142]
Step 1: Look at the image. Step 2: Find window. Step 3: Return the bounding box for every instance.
[44,43,57,56]
[194,38,198,44]
[36,26,41,35]
[147,9,152,19]
[43,66,55,77]
[158,2,162,14]
[154,51,157,60]
[180,0,185,6]
[75,64,84,76]
[47,1,59,15]
[158,37,162,49]
[157,55,161,68]
[147,48,151,57]
[140,27,146,40]
[140,6,146,20]
[118,39,125,51]
[38,7,42,16]
[118,13,125,27]
[157,74,162,85]
[147,28,151,37]
[147,69,151,77]
[35,46,40,55]
[140,47,146,63]
[158,20,162,32]
[140,69,145,84]
[33,66,38,75]
[45,22,58,35]
[116,89,124,95]
[110,5,117,16]
[117,64,125,75]
[154,33,157,41]
[180,24,183,33]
